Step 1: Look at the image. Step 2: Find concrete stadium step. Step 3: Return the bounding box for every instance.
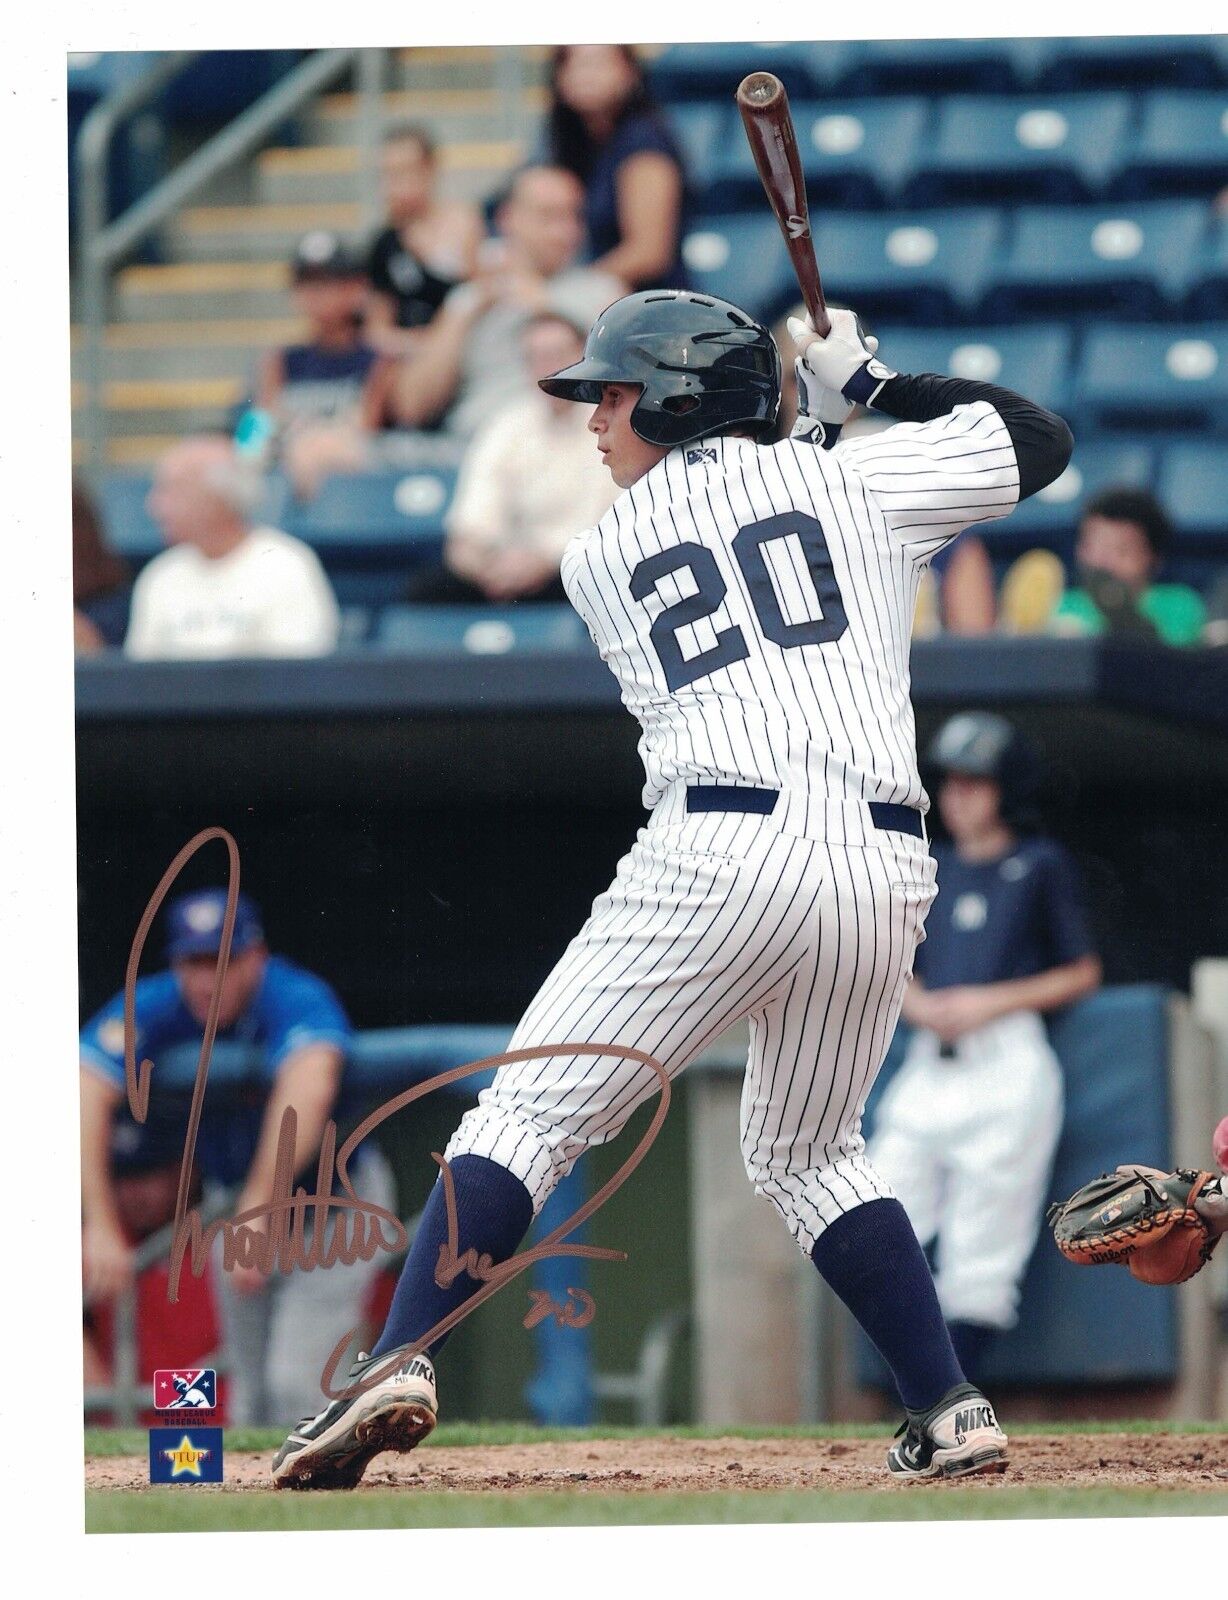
[70,376,243,438]
[71,319,304,384]
[255,137,524,208]
[72,433,187,469]
[116,262,296,323]
[302,88,544,151]
[166,201,369,262]
[392,44,548,93]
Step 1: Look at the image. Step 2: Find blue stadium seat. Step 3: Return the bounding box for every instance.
[667,102,734,210]
[1035,34,1226,91]
[375,604,589,656]
[1185,215,1228,317]
[995,435,1158,556]
[830,37,1049,97]
[906,94,1133,205]
[282,468,456,562]
[1114,91,1228,199]
[716,98,930,207]
[982,201,1210,319]
[1157,440,1228,546]
[647,42,823,101]
[871,324,1072,414]
[1077,322,1228,431]
[680,215,801,322]
[97,473,163,565]
[817,209,1003,323]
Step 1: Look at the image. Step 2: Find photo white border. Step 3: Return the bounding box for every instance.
[2,0,1222,1585]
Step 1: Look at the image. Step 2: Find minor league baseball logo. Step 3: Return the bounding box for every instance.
[785,214,810,240]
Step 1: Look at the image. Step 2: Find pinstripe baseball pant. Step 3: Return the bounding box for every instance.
[445,795,938,1255]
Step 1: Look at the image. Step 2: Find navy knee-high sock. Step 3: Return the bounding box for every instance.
[371,1154,534,1362]
[946,1320,998,1386]
[810,1198,965,1413]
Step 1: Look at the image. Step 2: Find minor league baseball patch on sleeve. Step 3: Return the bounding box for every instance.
[149,1427,224,1483]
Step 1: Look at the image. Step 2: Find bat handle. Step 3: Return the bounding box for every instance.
[801,278,831,340]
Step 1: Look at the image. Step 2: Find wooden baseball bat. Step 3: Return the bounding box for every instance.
[735,71,830,336]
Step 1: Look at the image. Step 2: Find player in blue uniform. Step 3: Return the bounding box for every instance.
[869,713,1102,1381]
[79,888,395,1424]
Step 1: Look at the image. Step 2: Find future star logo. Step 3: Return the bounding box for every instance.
[163,1435,211,1478]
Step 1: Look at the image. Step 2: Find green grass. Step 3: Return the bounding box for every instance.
[85,1483,1228,1534]
[83,1416,1227,1459]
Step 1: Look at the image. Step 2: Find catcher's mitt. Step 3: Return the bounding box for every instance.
[1046,1167,1223,1285]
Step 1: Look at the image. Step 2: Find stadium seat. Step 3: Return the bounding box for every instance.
[1114,91,1228,199]
[1077,323,1228,431]
[1034,34,1226,91]
[282,468,457,562]
[647,42,824,101]
[1157,440,1228,545]
[981,201,1210,319]
[715,98,930,208]
[905,93,1133,205]
[667,102,734,210]
[815,209,1004,323]
[1185,215,1228,318]
[830,37,1049,97]
[680,215,802,323]
[375,604,590,656]
[995,435,1158,554]
[871,324,1072,414]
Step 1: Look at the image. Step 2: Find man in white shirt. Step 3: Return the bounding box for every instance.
[405,313,618,603]
[124,437,341,659]
[391,166,622,441]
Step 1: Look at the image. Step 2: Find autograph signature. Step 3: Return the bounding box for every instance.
[121,828,670,1403]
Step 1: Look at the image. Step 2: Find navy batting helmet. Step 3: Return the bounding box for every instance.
[926,712,1043,827]
[538,289,781,448]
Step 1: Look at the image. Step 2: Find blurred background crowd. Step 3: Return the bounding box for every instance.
[70,38,1228,655]
[71,39,1228,1433]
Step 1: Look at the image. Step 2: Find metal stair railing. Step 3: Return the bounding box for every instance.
[77,46,390,473]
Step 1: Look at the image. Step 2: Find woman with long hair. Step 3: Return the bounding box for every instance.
[543,45,688,291]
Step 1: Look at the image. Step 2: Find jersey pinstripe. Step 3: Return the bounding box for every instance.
[561,402,1019,823]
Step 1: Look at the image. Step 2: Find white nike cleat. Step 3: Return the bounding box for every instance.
[886,1382,1008,1480]
[271,1345,437,1490]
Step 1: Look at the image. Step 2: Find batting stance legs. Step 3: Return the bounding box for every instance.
[375,810,976,1415]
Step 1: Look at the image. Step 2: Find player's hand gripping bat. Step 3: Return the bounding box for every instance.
[735,71,830,337]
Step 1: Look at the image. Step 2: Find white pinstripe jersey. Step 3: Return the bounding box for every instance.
[561,401,1019,818]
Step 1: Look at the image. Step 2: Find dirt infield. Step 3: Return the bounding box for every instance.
[87,1431,1228,1495]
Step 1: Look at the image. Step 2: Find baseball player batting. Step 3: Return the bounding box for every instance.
[272,279,1074,1486]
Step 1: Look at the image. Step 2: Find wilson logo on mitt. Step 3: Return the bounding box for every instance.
[1047,1167,1223,1285]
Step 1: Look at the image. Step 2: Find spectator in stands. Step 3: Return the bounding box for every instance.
[80,888,397,1425]
[391,164,621,439]
[257,231,395,501]
[125,436,340,659]
[405,312,618,603]
[1047,487,1205,647]
[541,44,687,291]
[366,123,483,357]
[73,479,131,652]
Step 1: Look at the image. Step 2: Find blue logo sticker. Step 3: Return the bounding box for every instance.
[149,1427,224,1484]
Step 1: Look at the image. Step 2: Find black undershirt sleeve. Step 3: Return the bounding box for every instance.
[869,372,1074,502]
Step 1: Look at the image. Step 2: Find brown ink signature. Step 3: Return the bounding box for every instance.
[121,828,671,1405]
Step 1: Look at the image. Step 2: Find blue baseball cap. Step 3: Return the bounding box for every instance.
[165,889,265,962]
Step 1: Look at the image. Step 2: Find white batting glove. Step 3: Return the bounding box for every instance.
[788,307,897,410]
